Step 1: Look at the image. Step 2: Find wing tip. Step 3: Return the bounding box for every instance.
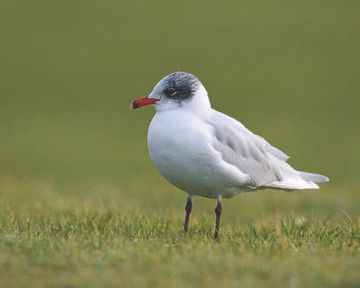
[300,172,329,183]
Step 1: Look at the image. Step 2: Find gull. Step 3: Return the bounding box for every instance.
[131,72,329,240]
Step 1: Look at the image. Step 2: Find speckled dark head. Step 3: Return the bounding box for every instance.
[161,72,200,103]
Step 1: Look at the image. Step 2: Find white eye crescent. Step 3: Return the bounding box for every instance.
[166,87,177,96]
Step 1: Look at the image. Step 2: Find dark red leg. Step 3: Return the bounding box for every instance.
[184,196,192,234]
[214,199,222,241]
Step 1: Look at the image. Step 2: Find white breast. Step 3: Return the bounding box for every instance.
[147,110,250,198]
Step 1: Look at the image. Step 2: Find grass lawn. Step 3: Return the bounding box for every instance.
[0,176,359,288]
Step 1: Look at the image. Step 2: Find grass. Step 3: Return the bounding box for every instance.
[0,176,359,288]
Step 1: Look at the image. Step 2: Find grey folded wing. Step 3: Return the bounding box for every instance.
[207,111,292,188]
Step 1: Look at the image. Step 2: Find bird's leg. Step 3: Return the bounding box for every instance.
[214,197,222,241]
[184,194,192,234]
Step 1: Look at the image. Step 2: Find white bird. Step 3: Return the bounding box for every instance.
[131,72,329,240]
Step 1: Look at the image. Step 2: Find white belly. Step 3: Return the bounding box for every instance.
[147,111,248,198]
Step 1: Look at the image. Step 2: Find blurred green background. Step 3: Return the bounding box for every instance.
[1,1,359,213]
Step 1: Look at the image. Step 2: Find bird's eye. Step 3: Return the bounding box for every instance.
[166,87,177,96]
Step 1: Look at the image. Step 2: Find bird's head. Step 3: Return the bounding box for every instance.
[131,72,211,113]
